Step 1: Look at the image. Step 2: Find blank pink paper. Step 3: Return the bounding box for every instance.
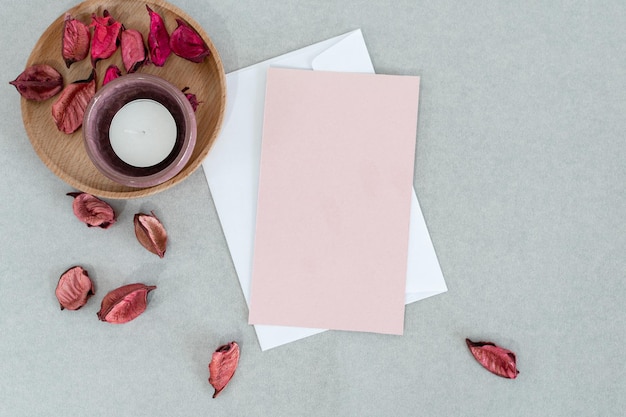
[248,67,420,334]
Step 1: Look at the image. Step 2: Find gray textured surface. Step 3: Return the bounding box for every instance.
[1,0,625,416]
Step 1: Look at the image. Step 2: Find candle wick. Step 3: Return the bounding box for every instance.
[123,128,147,135]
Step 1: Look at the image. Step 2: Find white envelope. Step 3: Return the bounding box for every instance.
[202,29,447,351]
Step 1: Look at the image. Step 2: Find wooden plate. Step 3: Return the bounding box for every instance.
[21,0,226,199]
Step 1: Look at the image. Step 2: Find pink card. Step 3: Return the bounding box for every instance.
[248,68,420,334]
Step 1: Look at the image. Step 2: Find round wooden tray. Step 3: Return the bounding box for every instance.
[21,0,226,199]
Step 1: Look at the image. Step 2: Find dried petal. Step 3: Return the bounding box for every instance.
[67,192,116,228]
[97,283,156,324]
[208,342,240,398]
[55,266,95,310]
[90,10,122,66]
[182,87,200,111]
[169,19,210,63]
[62,14,91,68]
[102,64,122,86]
[134,212,167,257]
[466,339,519,379]
[51,71,96,134]
[121,28,147,73]
[50,71,96,133]
[146,5,171,67]
[9,64,63,101]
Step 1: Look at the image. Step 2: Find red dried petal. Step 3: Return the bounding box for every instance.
[51,71,96,134]
[102,64,122,86]
[90,10,122,66]
[9,64,63,101]
[182,87,200,112]
[134,212,167,257]
[466,339,519,379]
[97,283,156,324]
[121,28,147,73]
[146,5,171,67]
[67,191,116,228]
[55,266,95,310]
[62,13,91,68]
[208,342,240,398]
[169,18,210,63]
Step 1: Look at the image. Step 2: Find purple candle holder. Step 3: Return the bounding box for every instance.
[83,73,197,188]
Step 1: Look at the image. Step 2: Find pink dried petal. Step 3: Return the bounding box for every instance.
[9,64,63,101]
[146,5,171,67]
[102,64,122,86]
[62,13,91,68]
[55,266,95,310]
[169,18,210,63]
[51,71,96,134]
[67,191,116,228]
[466,339,519,379]
[121,28,147,73]
[134,212,167,257]
[182,87,200,111]
[208,342,240,398]
[97,283,156,324]
[90,10,122,66]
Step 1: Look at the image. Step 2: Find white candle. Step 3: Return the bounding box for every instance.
[109,99,177,167]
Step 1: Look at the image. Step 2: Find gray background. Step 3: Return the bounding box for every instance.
[1,0,624,416]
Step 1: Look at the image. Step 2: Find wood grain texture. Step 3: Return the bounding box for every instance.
[21,0,226,199]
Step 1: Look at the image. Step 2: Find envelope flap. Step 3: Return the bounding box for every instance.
[312,29,374,73]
